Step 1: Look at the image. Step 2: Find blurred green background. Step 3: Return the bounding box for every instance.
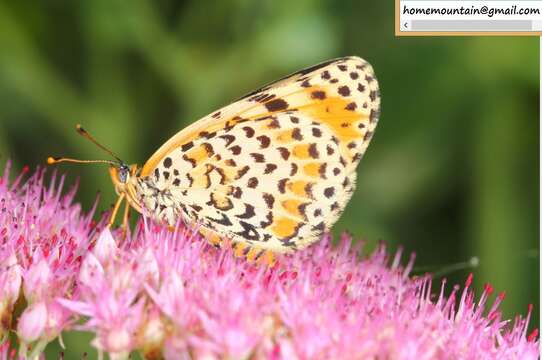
[0,0,538,358]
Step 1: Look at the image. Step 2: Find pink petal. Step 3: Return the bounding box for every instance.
[18,301,48,343]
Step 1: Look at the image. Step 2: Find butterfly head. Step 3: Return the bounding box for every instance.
[108,162,139,194]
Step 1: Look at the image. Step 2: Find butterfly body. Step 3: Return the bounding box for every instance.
[55,56,380,256]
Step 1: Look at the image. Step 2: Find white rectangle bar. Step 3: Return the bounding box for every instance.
[410,19,532,31]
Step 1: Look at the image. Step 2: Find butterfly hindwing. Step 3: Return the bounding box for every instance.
[137,56,380,253]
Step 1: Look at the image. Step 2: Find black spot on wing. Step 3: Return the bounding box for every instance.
[199,131,217,140]
[202,142,214,156]
[250,93,276,103]
[260,212,273,228]
[219,134,235,147]
[186,173,194,187]
[312,221,326,235]
[265,99,288,112]
[250,153,265,163]
[319,163,327,178]
[236,221,260,241]
[242,126,255,138]
[229,145,242,155]
[182,154,196,168]
[278,178,288,194]
[189,204,203,212]
[292,128,303,141]
[308,144,319,159]
[214,167,227,185]
[181,141,194,152]
[277,147,290,160]
[232,186,243,199]
[265,117,281,129]
[236,204,256,219]
[264,163,277,174]
[338,86,350,97]
[324,187,335,198]
[247,177,258,188]
[263,193,275,209]
[345,102,357,111]
[236,166,250,179]
[206,213,232,226]
[207,193,232,211]
[300,79,311,88]
[256,135,271,148]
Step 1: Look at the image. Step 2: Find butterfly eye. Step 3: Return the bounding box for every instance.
[118,165,129,183]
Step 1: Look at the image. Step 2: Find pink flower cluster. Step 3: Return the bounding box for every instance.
[0,163,101,358]
[0,163,539,359]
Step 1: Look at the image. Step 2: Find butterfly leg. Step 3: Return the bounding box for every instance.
[107,193,125,228]
[121,200,131,239]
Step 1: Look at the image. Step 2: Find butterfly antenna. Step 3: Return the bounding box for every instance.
[47,157,117,166]
[75,124,123,163]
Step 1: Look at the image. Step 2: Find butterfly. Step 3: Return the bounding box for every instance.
[48,56,380,263]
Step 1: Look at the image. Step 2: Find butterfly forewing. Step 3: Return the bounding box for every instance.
[137,56,380,253]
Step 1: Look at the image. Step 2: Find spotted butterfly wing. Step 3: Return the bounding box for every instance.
[136,56,380,254]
